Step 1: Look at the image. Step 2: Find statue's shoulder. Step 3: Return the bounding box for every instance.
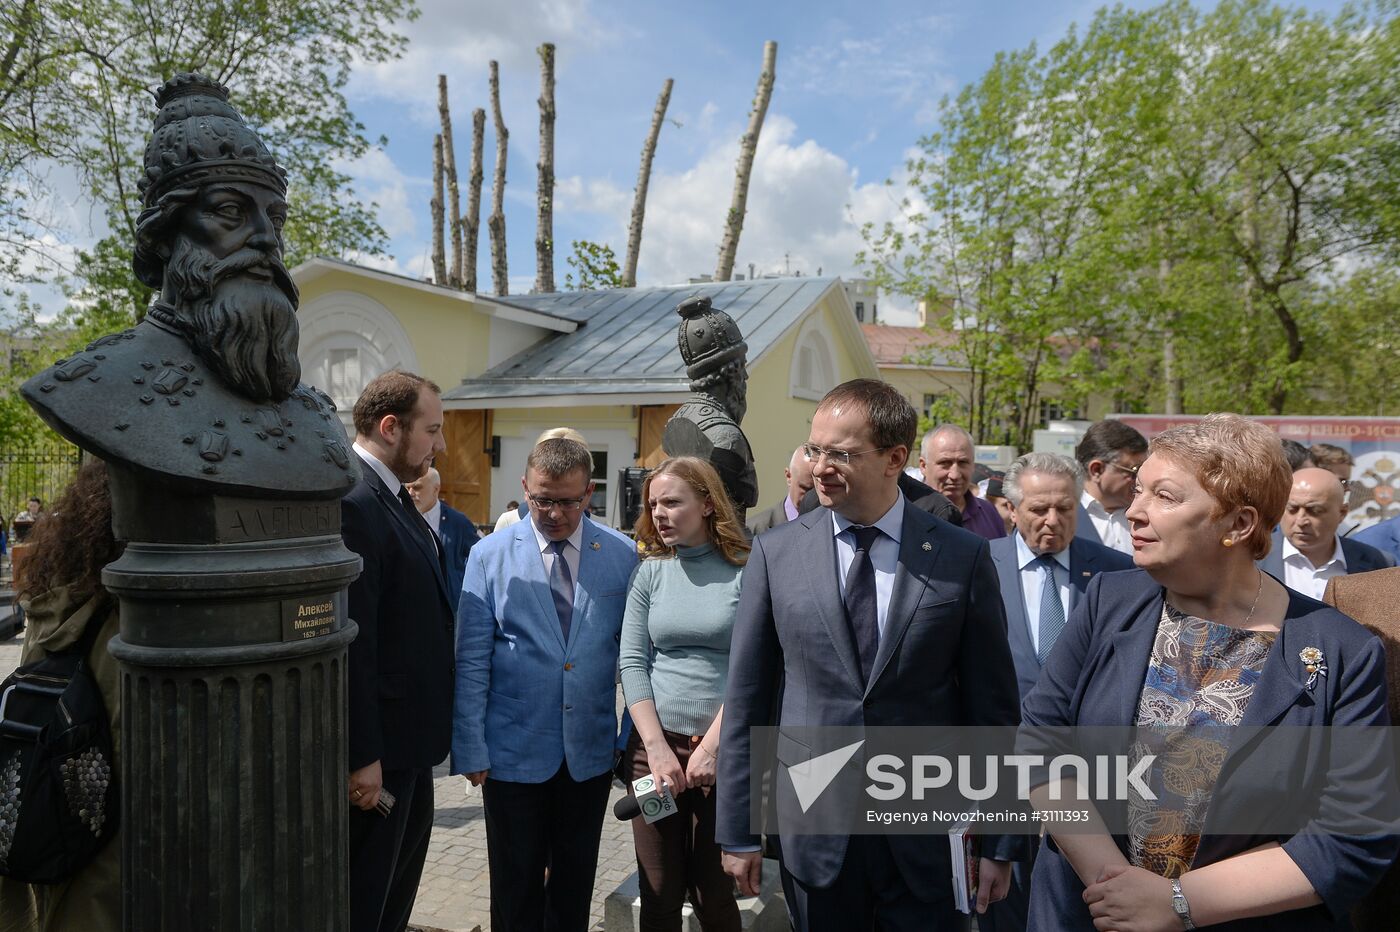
[21,322,357,498]
[672,398,736,431]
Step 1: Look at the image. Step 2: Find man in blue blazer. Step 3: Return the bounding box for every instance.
[1351,513,1400,565]
[453,437,638,932]
[1258,468,1394,595]
[717,379,1023,931]
[406,466,479,600]
[342,371,455,932]
[984,453,1132,932]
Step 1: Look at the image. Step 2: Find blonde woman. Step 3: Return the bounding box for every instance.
[620,457,750,931]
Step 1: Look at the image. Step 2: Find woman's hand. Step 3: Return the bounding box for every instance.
[1082,864,1180,932]
[686,742,718,789]
[644,741,688,796]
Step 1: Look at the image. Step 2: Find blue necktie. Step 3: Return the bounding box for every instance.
[1037,555,1065,664]
[549,540,574,642]
[845,526,882,685]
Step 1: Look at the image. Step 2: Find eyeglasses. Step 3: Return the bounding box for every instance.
[1106,460,1140,478]
[802,443,888,467]
[527,494,588,512]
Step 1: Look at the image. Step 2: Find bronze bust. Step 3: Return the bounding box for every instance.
[662,294,759,521]
[21,73,354,499]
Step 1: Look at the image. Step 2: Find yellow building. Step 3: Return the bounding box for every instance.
[292,258,878,527]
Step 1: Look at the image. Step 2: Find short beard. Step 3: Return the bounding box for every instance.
[165,238,302,403]
[387,439,429,485]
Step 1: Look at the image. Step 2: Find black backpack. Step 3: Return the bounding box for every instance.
[0,618,118,883]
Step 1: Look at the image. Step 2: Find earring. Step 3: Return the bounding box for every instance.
[1222,537,1234,548]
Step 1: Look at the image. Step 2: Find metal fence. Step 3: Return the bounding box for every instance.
[0,443,82,532]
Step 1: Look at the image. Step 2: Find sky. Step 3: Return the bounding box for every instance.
[12,0,1349,326]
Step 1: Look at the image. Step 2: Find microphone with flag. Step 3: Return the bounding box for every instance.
[613,774,679,824]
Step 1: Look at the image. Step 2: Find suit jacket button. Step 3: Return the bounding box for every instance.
[564,662,573,671]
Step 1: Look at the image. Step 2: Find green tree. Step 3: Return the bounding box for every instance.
[564,240,624,291]
[1,0,416,318]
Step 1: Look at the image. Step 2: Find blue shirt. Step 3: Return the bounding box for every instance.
[1014,533,1070,656]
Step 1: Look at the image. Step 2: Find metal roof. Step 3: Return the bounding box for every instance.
[443,277,843,402]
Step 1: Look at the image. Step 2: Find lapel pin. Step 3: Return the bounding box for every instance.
[1082,571,1092,577]
[589,541,601,551]
[1299,646,1327,691]
[921,541,932,551]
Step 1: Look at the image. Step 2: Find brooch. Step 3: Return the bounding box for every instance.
[1299,646,1328,691]
[921,541,932,552]
[589,541,601,551]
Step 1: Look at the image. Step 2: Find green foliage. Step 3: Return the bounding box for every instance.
[861,0,1400,439]
[564,240,624,291]
[0,0,411,316]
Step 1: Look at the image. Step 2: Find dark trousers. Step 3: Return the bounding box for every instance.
[348,766,435,932]
[483,763,612,932]
[626,731,741,932]
[780,835,967,932]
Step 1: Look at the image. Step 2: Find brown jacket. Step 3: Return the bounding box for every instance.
[1324,567,1400,932]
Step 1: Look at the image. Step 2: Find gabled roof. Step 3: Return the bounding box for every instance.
[860,323,965,370]
[444,277,874,405]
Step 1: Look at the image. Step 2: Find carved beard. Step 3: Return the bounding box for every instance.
[164,237,301,403]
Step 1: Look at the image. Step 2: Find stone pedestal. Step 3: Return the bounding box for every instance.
[603,858,788,932]
[104,470,360,931]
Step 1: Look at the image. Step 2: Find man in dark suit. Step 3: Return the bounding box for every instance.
[1259,467,1394,596]
[717,379,1021,930]
[406,466,479,600]
[983,452,1132,932]
[749,445,815,535]
[1072,420,1147,555]
[342,370,455,932]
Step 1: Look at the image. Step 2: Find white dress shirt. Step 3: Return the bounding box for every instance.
[422,499,443,542]
[1014,533,1071,656]
[1081,490,1134,556]
[530,515,584,585]
[831,494,905,637]
[353,442,439,554]
[1281,535,1348,601]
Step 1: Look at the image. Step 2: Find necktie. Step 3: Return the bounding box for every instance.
[398,487,438,552]
[1037,555,1066,664]
[844,525,882,685]
[549,540,575,642]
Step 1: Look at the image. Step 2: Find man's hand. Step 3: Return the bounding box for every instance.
[465,770,489,787]
[722,850,763,897]
[976,857,1013,914]
[348,760,383,811]
[685,743,717,789]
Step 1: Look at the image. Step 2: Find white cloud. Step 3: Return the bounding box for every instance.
[785,16,958,112]
[337,148,423,241]
[553,175,630,217]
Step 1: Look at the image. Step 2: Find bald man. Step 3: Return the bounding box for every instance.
[749,445,816,535]
[919,424,1006,540]
[1259,467,1394,598]
[406,467,480,599]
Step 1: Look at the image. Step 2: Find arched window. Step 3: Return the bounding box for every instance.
[298,291,421,427]
[789,321,837,401]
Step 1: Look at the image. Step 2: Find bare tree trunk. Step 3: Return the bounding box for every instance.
[438,74,462,288]
[1160,247,1183,415]
[715,40,776,283]
[623,77,673,288]
[463,108,485,292]
[488,60,509,295]
[430,133,447,285]
[534,43,556,293]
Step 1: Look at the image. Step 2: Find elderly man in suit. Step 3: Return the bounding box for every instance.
[453,437,638,932]
[1259,467,1393,595]
[919,424,1007,539]
[342,370,454,932]
[983,452,1132,932]
[749,445,815,535]
[406,466,479,599]
[717,379,1023,931]
[1073,420,1148,555]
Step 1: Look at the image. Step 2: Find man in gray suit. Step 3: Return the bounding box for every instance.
[982,453,1132,932]
[717,379,1022,931]
[749,445,815,535]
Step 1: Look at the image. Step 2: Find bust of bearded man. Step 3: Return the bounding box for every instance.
[21,73,356,499]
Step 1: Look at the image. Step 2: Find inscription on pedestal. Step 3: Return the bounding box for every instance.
[282,596,338,641]
[216,500,337,542]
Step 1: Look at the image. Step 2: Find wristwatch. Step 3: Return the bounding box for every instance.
[1171,877,1196,930]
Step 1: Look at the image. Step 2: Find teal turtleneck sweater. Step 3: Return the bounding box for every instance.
[619,543,745,736]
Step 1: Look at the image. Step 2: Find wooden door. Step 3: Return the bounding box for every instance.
[637,404,680,467]
[439,409,493,525]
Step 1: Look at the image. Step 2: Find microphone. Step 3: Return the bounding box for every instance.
[613,774,678,823]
